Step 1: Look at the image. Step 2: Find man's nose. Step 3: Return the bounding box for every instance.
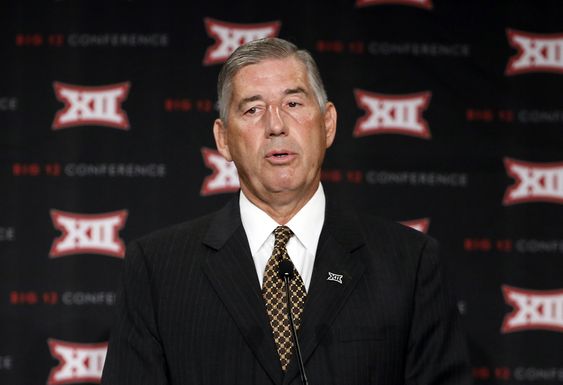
[265,105,286,136]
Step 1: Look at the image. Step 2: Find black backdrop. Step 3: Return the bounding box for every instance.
[1,1,563,384]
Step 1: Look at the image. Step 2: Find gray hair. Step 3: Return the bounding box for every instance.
[217,37,328,122]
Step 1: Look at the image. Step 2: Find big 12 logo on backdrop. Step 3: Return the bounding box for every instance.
[400,218,430,234]
[503,158,563,205]
[501,285,563,333]
[47,339,108,385]
[52,82,130,130]
[203,18,281,65]
[354,89,432,139]
[505,29,563,75]
[355,0,433,9]
[49,210,128,258]
[200,147,240,195]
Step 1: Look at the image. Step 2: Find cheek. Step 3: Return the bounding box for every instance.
[232,133,262,159]
[292,110,317,125]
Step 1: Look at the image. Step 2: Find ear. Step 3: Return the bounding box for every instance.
[213,119,233,161]
[323,102,337,148]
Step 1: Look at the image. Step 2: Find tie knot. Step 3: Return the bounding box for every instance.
[273,225,293,248]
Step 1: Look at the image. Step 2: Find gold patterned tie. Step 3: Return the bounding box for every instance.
[262,226,307,371]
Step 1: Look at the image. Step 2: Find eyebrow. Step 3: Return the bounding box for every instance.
[238,95,263,111]
[237,87,309,111]
[284,87,308,96]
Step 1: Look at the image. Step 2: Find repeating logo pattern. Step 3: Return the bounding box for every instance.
[354,90,432,138]
[400,218,430,233]
[356,0,433,9]
[506,30,563,75]
[503,158,563,205]
[52,82,130,130]
[203,18,281,65]
[49,210,128,258]
[502,286,563,333]
[200,147,240,195]
[47,339,108,385]
[5,3,563,385]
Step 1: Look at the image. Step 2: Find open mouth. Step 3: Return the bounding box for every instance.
[266,150,294,162]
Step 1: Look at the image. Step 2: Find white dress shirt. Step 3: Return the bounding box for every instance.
[239,184,326,292]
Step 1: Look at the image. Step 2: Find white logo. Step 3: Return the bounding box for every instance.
[503,158,563,205]
[327,272,343,284]
[356,0,432,9]
[502,285,563,333]
[52,82,130,130]
[400,218,430,234]
[201,147,240,195]
[506,29,563,75]
[203,18,281,65]
[354,89,431,139]
[49,209,128,258]
[47,339,108,385]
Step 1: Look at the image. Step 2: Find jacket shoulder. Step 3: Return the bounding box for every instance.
[350,210,439,269]
[339,208,433,249]
[129,211,216,257]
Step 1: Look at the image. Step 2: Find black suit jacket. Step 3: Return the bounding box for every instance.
[102,197,472,385]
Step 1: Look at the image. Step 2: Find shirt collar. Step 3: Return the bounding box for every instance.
[239,184,326,256]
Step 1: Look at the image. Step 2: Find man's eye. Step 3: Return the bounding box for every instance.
[245,107,257,114]
[288,101,300,108]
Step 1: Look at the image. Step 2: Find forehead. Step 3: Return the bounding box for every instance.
[231,57,310,97]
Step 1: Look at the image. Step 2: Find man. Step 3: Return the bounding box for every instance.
[102,38,472,385]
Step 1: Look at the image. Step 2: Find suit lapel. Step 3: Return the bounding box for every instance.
[283,204,367,385]
[202,198,283,385]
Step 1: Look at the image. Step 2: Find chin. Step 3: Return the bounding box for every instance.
[260,179,298,193]
[266,183,298,194]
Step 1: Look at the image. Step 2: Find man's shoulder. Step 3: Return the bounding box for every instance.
[137,213,214,244]
[331,206,435,255]
[335,206,430,240]
[336,208,440,276]
[359,211,430,241]
[130,204,230,254]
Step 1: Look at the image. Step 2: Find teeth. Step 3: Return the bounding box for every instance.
[274,153,286,157]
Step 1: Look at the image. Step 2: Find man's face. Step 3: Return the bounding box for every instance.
[213,56,336,206]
